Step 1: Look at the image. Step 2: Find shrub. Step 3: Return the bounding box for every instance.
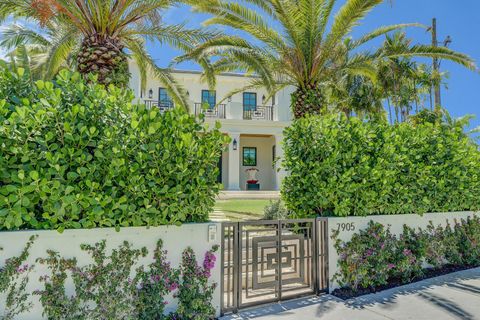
[173,245,219,320]
[137,240,179,320]
[263,200,289,220]
[0,68,229,231]
[333,216,480,292]
[396,226,425,282]
[422,222,448,268]
[37,240,148,319]
[282,114,480,217]
[0,236,36,320]
[448,216,480,266]
[36,239,218,319]
[332,221,397,291]
[35,252,80,319]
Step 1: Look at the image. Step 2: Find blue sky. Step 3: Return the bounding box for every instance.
[0,1,477,128]
[148,0,480,130]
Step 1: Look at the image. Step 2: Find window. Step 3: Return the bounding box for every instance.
[201,90,216,108]
[158,88,173,107]
[243,92,257,111]
[243,147,257,166]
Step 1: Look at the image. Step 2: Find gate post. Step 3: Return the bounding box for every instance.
[313,217,318,294]
[234,222,240,313]
[276,220,282,301]
[220,222,240,315]
[316,217,329,293]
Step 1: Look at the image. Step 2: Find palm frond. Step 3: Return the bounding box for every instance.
[386,45,476,71]
[0,24,51,50]
[351,23,425,49]
[127,39,189,110]
[44,27,79,79]
[323,0,383,54]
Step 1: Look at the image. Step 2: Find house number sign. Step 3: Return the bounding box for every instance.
[336,222,355,232]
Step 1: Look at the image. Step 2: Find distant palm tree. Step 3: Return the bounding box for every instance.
[0,23,74,81]
[182,0,476,118]
[0,0,218,108]
[376,32,439,122]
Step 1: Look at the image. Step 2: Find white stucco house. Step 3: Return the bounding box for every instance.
[128,61,294,191]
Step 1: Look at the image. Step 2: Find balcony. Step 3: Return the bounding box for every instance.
[143,99,174,113]
[194,103,226,119]
[243,106,274,121]
[141,99,278,121]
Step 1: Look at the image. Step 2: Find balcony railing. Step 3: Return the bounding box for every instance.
[243,106,274,121]
[143,99,174,113]
[194,103,226,119]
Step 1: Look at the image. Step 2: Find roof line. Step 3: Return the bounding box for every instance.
[128,58,259,78]
[169,69,260,78]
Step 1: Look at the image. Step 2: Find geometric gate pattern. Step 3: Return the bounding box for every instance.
[221,218,329,315]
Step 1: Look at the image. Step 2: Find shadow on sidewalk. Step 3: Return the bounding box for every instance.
[220,268,480,320]
[343,267,480,320]
[220,294,340,319]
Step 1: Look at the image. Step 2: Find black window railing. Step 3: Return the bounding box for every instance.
[243,106,274,121]
[143,99,174,112]
[194,103,226,119]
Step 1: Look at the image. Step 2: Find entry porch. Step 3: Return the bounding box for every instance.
[219,133,286,191]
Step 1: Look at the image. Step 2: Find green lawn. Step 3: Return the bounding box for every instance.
[213,199,271,221]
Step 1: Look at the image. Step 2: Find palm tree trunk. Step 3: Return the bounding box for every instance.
[291,82,324,118]
[413,79,419,113]
[77,34,130,87]
[429,86,433,111]
[387,97,393,124]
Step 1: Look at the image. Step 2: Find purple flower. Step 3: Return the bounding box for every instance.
[16,264,29,274]
[365,249,374,257]
[168,282,179,292]
[202,251,217,278]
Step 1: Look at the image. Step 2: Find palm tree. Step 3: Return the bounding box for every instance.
[182,0,476,118]
[0,23,74,81]
[331,74,385,119]
[376,32,441,122]
[0,0,218,108]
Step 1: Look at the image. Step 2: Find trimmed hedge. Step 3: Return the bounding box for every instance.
[0,68,229,231]
[282,114,480,217]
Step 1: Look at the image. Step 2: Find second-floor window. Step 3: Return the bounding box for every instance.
[158,88,173,107]
[201,90,216,108]
[243,92,257,111]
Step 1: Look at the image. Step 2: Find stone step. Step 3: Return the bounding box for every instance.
[217,191,280,200]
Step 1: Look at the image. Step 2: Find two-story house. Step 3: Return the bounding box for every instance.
[128,61,294,191]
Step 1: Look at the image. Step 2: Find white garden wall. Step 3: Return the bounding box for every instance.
[326,211,479,292]
[0,223,222,319]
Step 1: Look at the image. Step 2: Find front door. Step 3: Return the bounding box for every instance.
[217,155,222,184]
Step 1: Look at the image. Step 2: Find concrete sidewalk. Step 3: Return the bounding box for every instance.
[221,267,480,320]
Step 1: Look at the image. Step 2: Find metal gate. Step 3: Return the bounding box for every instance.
[221,218,329,314]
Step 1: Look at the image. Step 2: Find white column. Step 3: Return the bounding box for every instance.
[274,134,287,190]
[227,133,241,190]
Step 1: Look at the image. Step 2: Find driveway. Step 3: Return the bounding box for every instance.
[221,267,480,320]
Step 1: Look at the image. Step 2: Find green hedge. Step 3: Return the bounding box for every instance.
[0,68,229,231]
[282,114,480,217]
